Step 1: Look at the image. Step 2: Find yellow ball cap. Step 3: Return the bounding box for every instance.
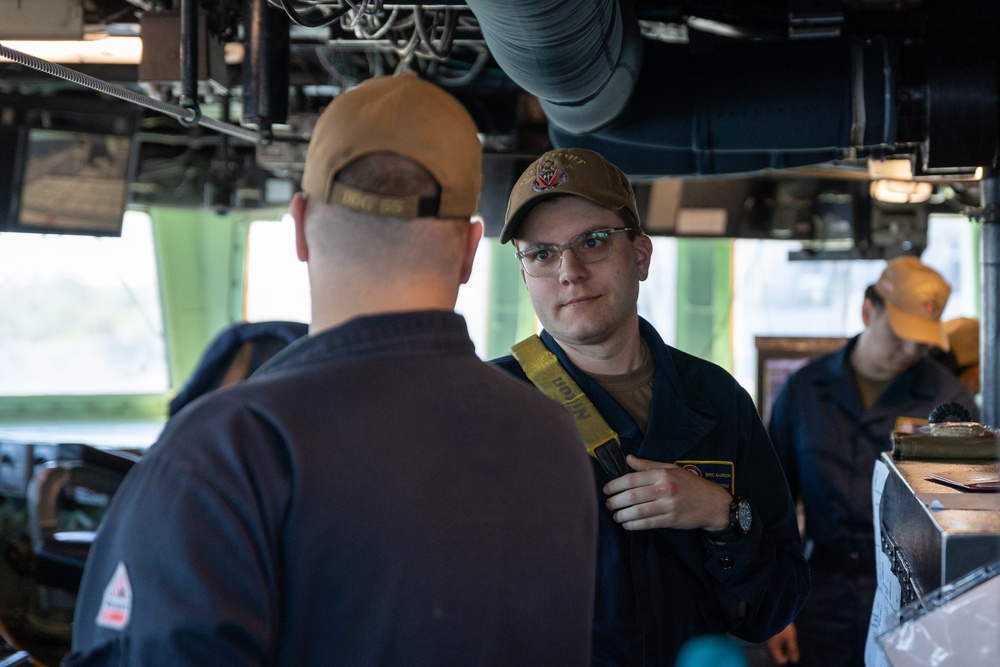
[874,256,951,350]
[301,73,482,219]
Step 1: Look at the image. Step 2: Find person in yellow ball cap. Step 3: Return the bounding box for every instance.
[766,255,979,667]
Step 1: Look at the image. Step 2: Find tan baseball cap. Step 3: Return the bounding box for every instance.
[873,256,951,350]
[500,148,640,243]
[944,317,979,367]
[301,73,482,219]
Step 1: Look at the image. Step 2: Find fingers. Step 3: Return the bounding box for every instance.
[606,503,670,531]
[604,472,678,508]
[765,637,788,665]
[601,456,732,531]
[602,456,677,496]
[765,625,799,665]
[786,629,800,663]
[625,454,676,471]
[604,491,668,516]
[606,493,678,530]
[603,468,686,531]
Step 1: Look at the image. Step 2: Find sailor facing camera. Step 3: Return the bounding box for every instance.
[492,147,810,667]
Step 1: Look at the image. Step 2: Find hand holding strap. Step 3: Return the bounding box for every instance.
[511,335,629,477]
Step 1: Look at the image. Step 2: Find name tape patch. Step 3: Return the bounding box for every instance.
[675,460,735,494]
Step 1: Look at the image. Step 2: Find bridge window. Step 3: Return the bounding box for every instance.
[732,214,979,405]
[244,215,311,324]
[244,216,495,357]
[0,211,167,396]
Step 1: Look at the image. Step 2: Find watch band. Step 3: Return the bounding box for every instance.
[705,496,750,543]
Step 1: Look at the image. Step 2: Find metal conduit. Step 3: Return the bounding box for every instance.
[979,172,1000,428]
[180,0,199,113]
[0,43,264,145]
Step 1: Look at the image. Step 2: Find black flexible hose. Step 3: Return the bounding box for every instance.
[928,402,973,423]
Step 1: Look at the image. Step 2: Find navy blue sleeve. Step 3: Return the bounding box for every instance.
[701,385,809,642]
[65,407,291,667]
[767,376,801,502]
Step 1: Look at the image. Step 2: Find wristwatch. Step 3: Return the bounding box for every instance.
[705,495,752,543]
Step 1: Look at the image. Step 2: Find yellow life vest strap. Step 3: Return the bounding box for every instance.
[511,335,629,477]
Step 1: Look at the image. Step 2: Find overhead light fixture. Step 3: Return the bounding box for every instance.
[868,158,914,181]
[870,179,933,204]
[869,158,984,182]
[0,35,142,65]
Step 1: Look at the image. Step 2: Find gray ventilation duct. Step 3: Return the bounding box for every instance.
[464,0,642,134]
[465,1,999,177]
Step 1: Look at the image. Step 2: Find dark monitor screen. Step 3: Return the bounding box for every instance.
[16,129,133,235]
[4,106,138,237]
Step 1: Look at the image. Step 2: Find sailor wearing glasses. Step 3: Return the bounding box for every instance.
[492,147,810,667]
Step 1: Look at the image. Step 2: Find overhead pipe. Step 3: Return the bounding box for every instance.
[242,0,290,139]
[551,36,899,176]
[465,2,998,177]
[464,0,642,134]
[179,0,200,123]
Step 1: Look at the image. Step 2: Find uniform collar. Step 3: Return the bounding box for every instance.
[814,334,939,419]
[539,317,716,460]
[259,310,474,375]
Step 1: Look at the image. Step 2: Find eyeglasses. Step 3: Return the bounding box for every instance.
[515,227,633,277]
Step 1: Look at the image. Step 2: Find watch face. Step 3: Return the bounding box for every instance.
[737,499,752,534]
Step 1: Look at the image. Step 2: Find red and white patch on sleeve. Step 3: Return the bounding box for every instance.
[96,561,133,630]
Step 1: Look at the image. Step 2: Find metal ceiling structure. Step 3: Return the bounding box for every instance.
[1,0,999,420]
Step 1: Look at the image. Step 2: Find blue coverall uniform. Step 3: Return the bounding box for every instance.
[768,335,979,667]
[494,318,810,667]
[66,312,598,667]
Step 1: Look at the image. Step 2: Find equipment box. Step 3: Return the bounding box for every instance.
[879,454,1000,605]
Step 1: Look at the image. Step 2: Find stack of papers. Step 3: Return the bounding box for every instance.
[925,471,1000,492]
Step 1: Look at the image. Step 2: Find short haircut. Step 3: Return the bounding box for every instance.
[305,153,467,274]
[864,284,884,309]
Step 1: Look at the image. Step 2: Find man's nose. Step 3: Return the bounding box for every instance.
[558,246,587,282]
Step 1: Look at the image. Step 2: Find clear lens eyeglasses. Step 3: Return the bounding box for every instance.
[515,227,632,277]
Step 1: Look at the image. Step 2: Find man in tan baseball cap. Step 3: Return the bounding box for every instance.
[491,146,810,665]
[300,72,481,221]
[872,255,951,350]
[499,147,641,243]
[67,75,599,666]
[290,72,485,333]
[766,254,978,667]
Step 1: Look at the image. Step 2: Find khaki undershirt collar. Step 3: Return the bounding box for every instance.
[853,369,892,410]
[584,342,656,434]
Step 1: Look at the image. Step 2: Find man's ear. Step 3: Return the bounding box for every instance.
[861,297,874,327]
[458,218,484,285]
[291,193,309,262]
[634,233,654,281]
